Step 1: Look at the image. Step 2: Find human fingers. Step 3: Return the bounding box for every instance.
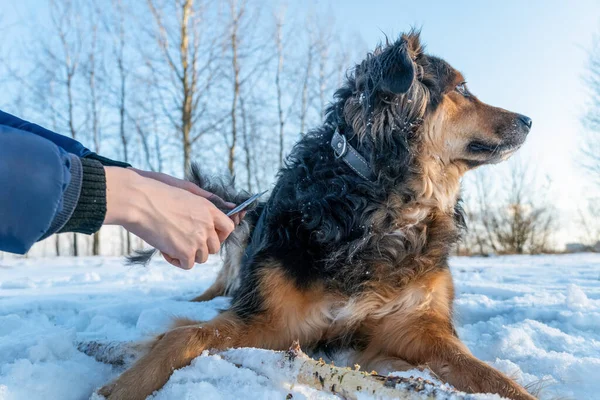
[179,253,195,270]
[194,242,209,264]
[213,211,235,242]
[161,252,182,268]
[206,231,221,255]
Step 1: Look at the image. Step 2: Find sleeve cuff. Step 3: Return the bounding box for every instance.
[39,154,83,240]
[58,158,107,235]
[85,153,131,168]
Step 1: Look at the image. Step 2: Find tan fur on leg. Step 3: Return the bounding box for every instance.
[99,315,238,400]
[355,270,535,400]
[100,267,337,400]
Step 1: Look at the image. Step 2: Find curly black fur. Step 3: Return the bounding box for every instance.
[126,163,254,266]
[230,32,466,320]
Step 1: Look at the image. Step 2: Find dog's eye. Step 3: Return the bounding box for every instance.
[456,82,470,97]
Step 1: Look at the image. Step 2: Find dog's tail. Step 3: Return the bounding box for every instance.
[126,162,258,266]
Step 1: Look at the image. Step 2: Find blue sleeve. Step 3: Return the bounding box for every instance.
[0,125,80,254]
[0,110,91,157]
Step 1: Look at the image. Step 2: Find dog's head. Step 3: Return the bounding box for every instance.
[334,31,531,186]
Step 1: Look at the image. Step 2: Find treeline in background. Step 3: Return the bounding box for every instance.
[0,0,599,258]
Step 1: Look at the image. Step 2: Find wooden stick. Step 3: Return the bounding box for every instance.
[79,340,467,399]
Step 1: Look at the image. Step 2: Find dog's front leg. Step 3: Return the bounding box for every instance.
[353,270,535,400]
[98,313,240,400]
[98,298,326,399]
[363,315,536,400]
[426,349,536,400]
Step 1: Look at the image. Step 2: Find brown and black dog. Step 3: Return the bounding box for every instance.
[100,31,534,399]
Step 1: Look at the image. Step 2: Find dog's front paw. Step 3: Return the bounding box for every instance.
[96,381,125,400]
[96,379,155,400]
[96,382,115,398]
[90,390,110,400]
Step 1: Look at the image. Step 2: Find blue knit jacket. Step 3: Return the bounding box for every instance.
[0,110,127,254]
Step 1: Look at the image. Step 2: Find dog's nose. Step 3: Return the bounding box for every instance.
[517,114,532,130]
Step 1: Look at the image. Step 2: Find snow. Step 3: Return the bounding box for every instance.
[1,253,600,400]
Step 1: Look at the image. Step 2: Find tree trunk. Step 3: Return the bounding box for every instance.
[89,22,101,256]
[181,0,193,173]
[275,16,285,168]
[228,0,241,176]
[300,41,313,135]
[65,51,79,257]
[72,235,78,257]
[240,96,252,192]
[117,31,131,255]
[67,71,78,257]
[118,62,128,163]
[55,235,61,256]
[93,231,101,256]
[318,42,327,123]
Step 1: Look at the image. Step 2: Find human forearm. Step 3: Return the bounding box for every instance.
[0,126,80,254]
[104,166,145,227]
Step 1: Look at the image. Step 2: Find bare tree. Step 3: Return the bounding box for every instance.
[312,17,352,122]
[145,0,222,174]
[48,80,63,257]
[460,170,496,256]
[238,84,271,192]
[582,33,600,185]
[227,0,243,175]
[108,0,130,165]
[274,10,285,167]
[579,29,600,249]
[85,6,104,255]
[316,32,330,123]
[46,0,86,256]
[464,161,557,255]
[299,32,315,135]
[272,8,305,167]
[222,0,272,181]
[242,89,267,191]
[305,15,359,125]
[102,0,133,254]
[577,198,600,248]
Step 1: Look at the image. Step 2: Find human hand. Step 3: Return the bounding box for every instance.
[129,168,244,225]
[104,167,236,269]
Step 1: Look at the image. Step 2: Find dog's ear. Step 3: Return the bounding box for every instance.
[378,38,415,94]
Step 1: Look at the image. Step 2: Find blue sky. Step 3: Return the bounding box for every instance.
[3,0,600,244]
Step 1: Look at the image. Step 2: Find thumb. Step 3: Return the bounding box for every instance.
[179,254,195,270]
[161,252,181,268]
[162,252,194,270]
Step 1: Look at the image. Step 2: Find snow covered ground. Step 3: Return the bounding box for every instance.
[0,253,599,400]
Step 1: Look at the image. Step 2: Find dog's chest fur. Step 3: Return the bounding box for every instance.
[288,266,455,353]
